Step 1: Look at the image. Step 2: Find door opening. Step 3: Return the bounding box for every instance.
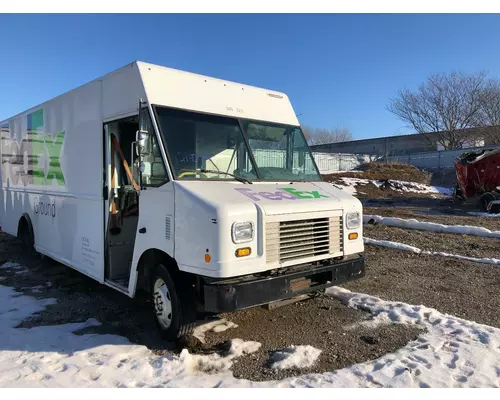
[104,115,140,289]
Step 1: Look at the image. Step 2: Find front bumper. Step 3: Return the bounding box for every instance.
[203,255,365,313]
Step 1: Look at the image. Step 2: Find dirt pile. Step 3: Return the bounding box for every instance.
[324,163,432,185]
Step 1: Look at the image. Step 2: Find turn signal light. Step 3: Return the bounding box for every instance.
[235,247,251,257]
[348,232,358,240]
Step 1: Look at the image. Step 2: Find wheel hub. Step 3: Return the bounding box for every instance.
[153,278,173,329]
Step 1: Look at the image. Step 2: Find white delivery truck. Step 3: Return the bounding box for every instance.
[0,61,365,340]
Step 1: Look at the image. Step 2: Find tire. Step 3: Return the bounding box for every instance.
[17,219,34,253]
[479,192,495,212]
[150,263,197,341]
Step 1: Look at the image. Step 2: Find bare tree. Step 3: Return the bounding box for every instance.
[476,78,500,144]
[302,126,353,146]
[387,71,488,150]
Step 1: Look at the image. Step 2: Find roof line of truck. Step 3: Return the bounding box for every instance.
[1,60,287,124]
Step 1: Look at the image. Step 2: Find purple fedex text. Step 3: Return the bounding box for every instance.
[235,187,329,201]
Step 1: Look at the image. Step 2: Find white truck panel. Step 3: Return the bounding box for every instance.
[138,62,299,126]
[101,63,146,120]
[1,79,106,280]
[173,181,363,278]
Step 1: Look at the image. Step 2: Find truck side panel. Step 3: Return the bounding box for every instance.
[0,80,105,281]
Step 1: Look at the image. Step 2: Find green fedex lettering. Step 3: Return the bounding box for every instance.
[31,134,46,185]
[28,109,47,185]
[281,188,329,199]
[44,131,65,185]
[311,190,328,199]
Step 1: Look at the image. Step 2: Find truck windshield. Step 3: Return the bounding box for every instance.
[154,106,321,182]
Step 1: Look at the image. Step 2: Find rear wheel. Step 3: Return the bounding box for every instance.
[150,264,197,341]
[17,219,34,253]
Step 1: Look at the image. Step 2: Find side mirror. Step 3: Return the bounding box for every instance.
[135,130,150,156]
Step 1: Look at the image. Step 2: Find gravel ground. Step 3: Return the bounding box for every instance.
[0,234,176,354]
[0,232,422,381]
[202,296,422,382]
[345,244,500,329]
[1,197,499,381]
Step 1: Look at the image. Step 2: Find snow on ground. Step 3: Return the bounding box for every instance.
[326,287,500,388]
[468,212,500,218]
[365,215,500,239]
[364,237,422,253]
[381,180,452,196]
[331,177,371,195]
[364,237,500,266]
[0,261,22,270]
[192,319,238,343]
[270,345,322,371]
[2,267,500,387]
[178,339,261,376]
[331,178,452,197]
[0,284,263,388]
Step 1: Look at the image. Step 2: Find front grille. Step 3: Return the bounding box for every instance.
[266,216,343,264]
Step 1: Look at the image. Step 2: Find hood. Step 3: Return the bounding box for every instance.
[174,180,361,216]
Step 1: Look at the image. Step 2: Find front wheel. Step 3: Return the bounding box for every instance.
[151,264,197,341]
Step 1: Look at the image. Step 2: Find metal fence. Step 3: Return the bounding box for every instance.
[248,150,376,174]
[386,144,500,171]
[311,152,376,174]
[208,145,500,175]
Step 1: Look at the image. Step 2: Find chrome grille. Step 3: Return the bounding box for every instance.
[265,216,343,264]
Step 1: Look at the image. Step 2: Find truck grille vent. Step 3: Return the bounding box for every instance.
[265,217,343,264]
[165,215,172,241]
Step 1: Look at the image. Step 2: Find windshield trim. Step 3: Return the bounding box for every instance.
[237,118,262,180]
[151,104,323,183]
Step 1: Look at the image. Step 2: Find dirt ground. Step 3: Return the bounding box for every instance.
[324,163,432,185]
[0,233,422,382]
[1,179,500,382]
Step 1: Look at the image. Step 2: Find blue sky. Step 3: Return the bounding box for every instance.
[1,13,500,140]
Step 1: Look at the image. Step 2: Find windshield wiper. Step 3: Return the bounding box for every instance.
[178,169,252,184]
[201,170,253,184]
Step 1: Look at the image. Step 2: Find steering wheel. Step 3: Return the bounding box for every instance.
[178,170,207,179]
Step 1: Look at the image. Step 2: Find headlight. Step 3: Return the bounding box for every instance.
[346,212,360,229]
[232,221,254,243]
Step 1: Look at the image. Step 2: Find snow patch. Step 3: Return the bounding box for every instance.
[179,339,261,375]
[365,237,500,266]
[326,287,500,388]
[365,215,500,239]
[228,338,262,357]
[380,180,452,196]
[468,212,500,218]
[0,283,263,387]
[364,237,421,253]
[0,261,22,270]
[331,177,372,196]
[270,345,322,370]
[330,178,452,197]
[193,319,238,343]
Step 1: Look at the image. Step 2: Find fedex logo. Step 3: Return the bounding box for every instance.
[235,187,328,201]
[1,109,66,187]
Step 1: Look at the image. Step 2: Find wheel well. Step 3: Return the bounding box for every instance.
[136,249,179,293]
[17,214,34,243]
